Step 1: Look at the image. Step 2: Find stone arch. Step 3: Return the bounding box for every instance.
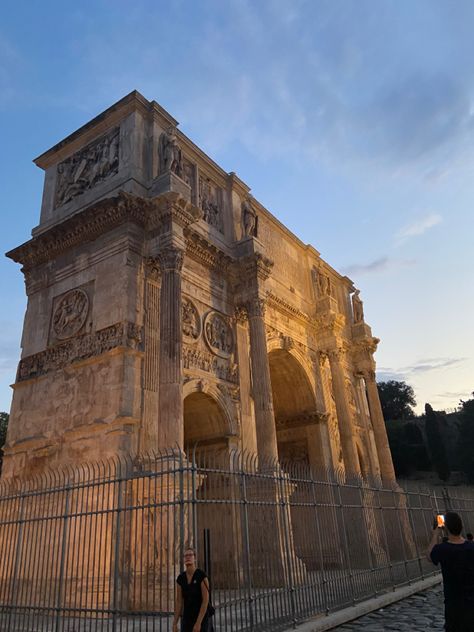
[183,378,239,447]
[267,341,321,468]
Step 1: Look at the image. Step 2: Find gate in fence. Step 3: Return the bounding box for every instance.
[0,448,473,632]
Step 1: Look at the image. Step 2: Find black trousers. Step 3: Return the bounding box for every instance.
[445,601,474,632]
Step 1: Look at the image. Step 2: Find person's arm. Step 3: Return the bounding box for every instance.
[173,583,183,632]
[427,521,442,563]
[193,577,210,632]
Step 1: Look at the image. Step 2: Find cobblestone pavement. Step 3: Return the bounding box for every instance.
[336,584,445,631]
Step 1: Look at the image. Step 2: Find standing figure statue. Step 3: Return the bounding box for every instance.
[241,197,257,237]
[158,127,183,177]
[352,289,364,323]
[316,270,331,297]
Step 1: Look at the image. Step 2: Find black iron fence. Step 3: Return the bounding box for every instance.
[0,448,472,631]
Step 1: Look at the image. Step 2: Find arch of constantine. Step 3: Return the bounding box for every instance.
[4,90,395,487]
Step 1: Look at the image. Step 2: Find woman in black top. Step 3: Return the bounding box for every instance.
[173,548,210,632]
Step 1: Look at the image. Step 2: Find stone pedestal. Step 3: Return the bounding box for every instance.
[150,171,191,201]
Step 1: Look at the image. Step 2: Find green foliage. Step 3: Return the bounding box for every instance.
[386,419,431,476]
[424,403,451,482]
[377,380,416,420]
[457,392,474,483]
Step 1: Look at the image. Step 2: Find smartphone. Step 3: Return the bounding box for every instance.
[437,514,445,528]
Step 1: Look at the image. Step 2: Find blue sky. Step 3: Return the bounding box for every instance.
[1,0,473,414]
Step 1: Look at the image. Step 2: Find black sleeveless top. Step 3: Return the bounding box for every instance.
[177,568,209,631]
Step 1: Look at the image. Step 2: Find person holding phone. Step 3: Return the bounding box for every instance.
[428,511,474,631]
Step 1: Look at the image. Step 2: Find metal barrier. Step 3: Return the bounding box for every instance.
[0,448,472,631]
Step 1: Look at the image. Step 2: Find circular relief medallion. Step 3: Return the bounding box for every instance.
[182,298,201,342]
[52,289,90,340]
[203,311,234,358]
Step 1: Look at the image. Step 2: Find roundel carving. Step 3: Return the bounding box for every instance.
[52,289,89,340]
[182,298,201,342]
[203,311,234,358]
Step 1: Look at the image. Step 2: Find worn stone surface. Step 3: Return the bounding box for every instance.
[337,585,445,631]
[5,91,392,486]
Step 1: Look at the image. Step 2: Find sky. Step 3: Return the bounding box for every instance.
[0,0,473,415]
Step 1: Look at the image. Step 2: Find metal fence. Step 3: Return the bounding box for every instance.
[0,448,473,632]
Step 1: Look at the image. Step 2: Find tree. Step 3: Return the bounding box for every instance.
[0,412,9,474]
[457,392,474,483]
[424,403,450,482]
[377,380,416,420]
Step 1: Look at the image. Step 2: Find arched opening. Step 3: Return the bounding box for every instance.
[184,391,229,453]
[268,349,319,468]
[183,391,240,586]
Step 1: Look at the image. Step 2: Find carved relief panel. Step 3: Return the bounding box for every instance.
[55,128,120,207]
[199,176,223,233]
[182,297,201,343]
[203,311,234,358]
[49,284,93,346]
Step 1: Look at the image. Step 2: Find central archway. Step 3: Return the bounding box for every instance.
[268,348,319,468]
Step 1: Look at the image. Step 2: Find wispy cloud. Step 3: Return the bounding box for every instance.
[395,213,442,244]
[342,256,415,277]
[377,357,467,382]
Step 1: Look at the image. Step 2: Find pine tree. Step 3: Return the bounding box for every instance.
[424,403,450,482]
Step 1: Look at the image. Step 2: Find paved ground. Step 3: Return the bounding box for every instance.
[336,584,445,631]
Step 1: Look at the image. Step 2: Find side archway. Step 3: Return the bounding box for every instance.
[183,379,239,449]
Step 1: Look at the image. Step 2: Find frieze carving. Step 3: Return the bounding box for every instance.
[183,346,238,383]
[55,128,120,207]
[199,177,223,232]
[158,127,183,177]
[203,311,234,358]
[182,298,201,342]
[275,411,327,431]
[17,321,143,382]
[7,192,153,271]
[52,289,90,340]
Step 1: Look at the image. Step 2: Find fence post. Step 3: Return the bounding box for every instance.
[54,481,71,632]
[179,449,185,564]
[277,468,297,628]
[112,461,124,632]
[241,469,254,631]
[7,492,25,631]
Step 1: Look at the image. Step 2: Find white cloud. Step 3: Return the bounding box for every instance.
[395,213,442,244]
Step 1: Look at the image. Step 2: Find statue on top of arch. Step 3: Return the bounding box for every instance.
[158,126,183,178]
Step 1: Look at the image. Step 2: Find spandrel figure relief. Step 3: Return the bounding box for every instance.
[55,128,119,207]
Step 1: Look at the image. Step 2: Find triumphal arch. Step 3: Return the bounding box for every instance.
[4,91,395,486]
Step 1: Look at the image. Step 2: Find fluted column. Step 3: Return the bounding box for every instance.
[327,349,360,476]
[157,246,184,448]
[246,297,279,465]
[363,370,396,484]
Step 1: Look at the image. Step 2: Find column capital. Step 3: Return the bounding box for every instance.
[145,256,161,282]
[359,368,376,382]
[156,246,184,273]
[234,305,249,324]
[246,296,267,318]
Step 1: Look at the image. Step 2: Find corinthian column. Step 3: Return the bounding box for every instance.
[363,370,396,484]
[157,246,184,448]
[246,297,279,465]
[327,349,360,476]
